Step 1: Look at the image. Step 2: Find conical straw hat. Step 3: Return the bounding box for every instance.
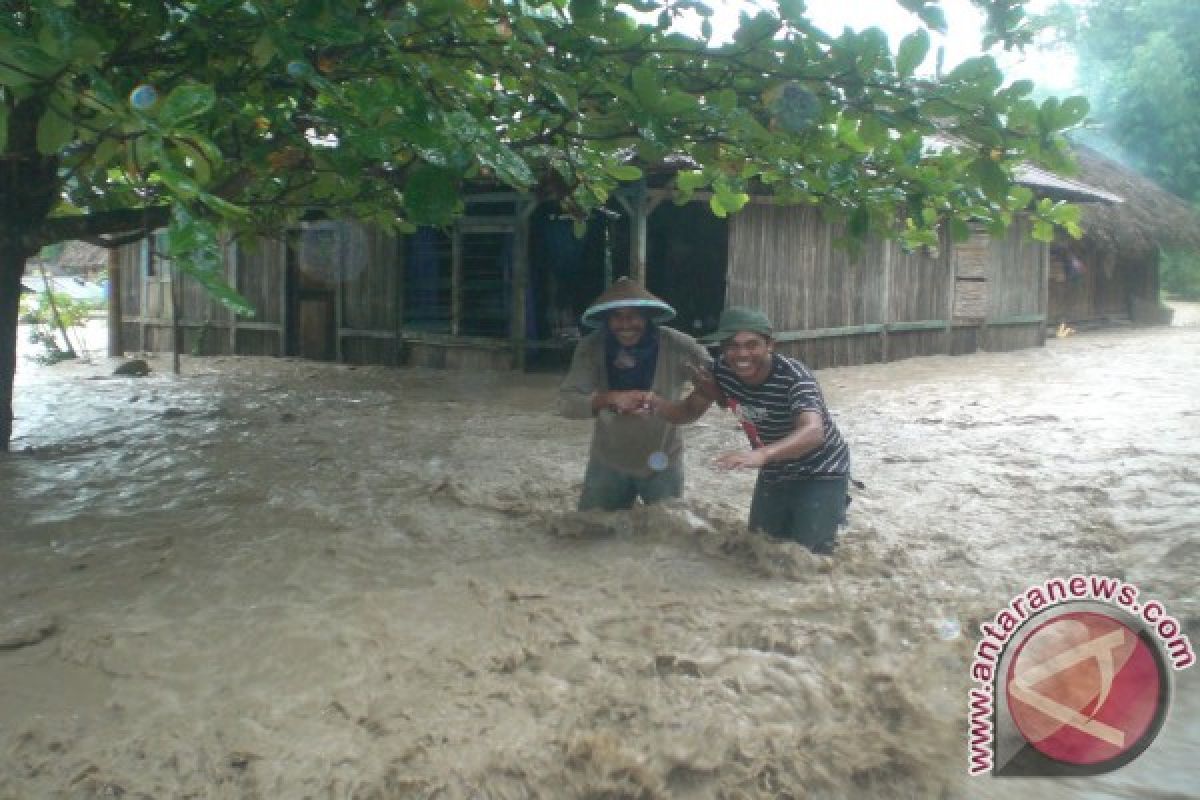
[581,277,676,328]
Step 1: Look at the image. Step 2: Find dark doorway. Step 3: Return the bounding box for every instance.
[646,202,728,337]
[285,229,337,361]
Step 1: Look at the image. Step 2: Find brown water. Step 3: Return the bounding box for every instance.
[1,312,1197,799]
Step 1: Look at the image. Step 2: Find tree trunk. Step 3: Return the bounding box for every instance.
[0,245,22,450]
[0,98,62,450]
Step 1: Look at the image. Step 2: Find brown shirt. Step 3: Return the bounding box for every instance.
[558,327,711,478]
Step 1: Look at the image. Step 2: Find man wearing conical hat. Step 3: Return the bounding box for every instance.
[559,278,713,511]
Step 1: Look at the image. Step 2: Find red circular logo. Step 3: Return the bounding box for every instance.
[1005,611,1164,766]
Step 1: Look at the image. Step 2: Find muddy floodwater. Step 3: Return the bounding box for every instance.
[2,312,1198,799]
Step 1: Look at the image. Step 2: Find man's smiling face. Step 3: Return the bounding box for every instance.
[607,307,648,347]
[721,332,773,384]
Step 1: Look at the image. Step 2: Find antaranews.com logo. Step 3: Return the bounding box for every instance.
[967,574,1194,777]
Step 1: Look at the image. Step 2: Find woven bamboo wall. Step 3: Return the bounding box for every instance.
[727,206,1046,367]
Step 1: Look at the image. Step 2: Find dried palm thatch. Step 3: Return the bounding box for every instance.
[1068,146,1200,256]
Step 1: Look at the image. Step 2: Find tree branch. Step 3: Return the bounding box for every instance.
[38,206,171,247]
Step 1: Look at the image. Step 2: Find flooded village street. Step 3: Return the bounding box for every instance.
[1,314,1198,799]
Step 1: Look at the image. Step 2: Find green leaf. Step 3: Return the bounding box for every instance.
[971,156,1009,201]
[859,114,888,148]
[159,83,216,128]
[158,168,201,198]
[90,136,121,168]
[837,117,869,153]
[777,0,806,25]
[675,170,708,192]
[0,42,62,87]
[167,206,255,317]
[172,133,223,178]
[606,164,643,181]
[251,33,276,67]
[949,217,971,243]
[708,193,728,218]
[35,106,73,155]
[896,29,930,79]
[848,205,869,238]
[569,0,600,21]
[916,5,947,33]
[0,102,7,153]
[1057,96,1090,128]
[1006,186,1034,210]
[404,164,461,225]
[631,66,659,104]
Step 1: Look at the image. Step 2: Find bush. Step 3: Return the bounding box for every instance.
[1161,249,1200,300]
[21,291,92,365]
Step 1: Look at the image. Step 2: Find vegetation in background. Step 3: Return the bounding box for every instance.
[1039,0,1200,204]
[1160,250,1200,300]
[19,289,90,365]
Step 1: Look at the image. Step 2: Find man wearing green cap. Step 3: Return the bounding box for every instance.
[559,278,712,511]
[657,306,850,553]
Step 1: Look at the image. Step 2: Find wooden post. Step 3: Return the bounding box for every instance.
[944,234,956,355]
[279,235,290,356]
[228,238,239,355]
[879,241,892,363]
[334,227,344,363]
[170,261,181,375]
[451,223,462,336]
[1038,237,1050,346]
[107,247,122,357]
[394,232,405,366]
[614,180,650,284]
[511,196,537,370]
[139,237,149,353]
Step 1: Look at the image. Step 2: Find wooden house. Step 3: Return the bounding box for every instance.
[1046,146,1200,327]
[111,167,1125,371]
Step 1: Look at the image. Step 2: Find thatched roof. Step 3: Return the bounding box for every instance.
[56,240,108,268]
[1068,147,1200,255]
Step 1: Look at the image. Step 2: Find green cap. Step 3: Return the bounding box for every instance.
[700,307,773,343]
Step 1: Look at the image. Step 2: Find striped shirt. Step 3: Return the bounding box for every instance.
[714,352,850,482]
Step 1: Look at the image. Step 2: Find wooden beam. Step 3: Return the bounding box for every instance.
[886,319,950,333]
[401,330,513,350]
[139,237,148,352]
[511,195,536,370]
[394,232,405,366]
[334,228,344,363]
[775,324,885,341]
[228,238,239,355]
[989,314,1045,326]
[279,236,290,357]
[107,247,122,357]
[451,224,462,336]
[339,328,398,339]
[1038,239,1050,345]
[880,241,892,363]
[615,182,648,283]
[943,241,956,355]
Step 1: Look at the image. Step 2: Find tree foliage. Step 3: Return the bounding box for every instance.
[0,0,1091,449]
[0,0,1087,256]
[1041,0,1200,202]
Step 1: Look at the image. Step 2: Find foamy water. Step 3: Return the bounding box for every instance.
[1,313,1197,798]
